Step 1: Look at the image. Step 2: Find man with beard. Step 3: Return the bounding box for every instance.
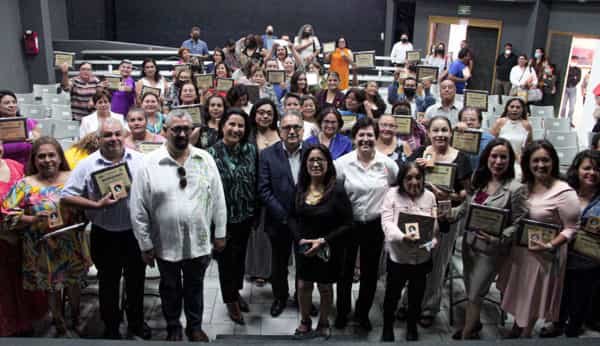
[61,118,149,340]
[129,110,226,341]
[181,26,209,58]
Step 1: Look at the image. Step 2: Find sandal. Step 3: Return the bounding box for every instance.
[316,322,331,340]
[294,318,313,339]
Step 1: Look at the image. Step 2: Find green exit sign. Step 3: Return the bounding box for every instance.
[458,5,472,16]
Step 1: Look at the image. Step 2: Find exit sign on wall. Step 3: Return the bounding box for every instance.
[457,5,472,16]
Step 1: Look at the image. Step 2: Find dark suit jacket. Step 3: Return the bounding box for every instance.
[258,143,307,237]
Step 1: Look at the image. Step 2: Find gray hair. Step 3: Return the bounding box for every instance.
[97,117,124,137]
[165,109,193,127]
[127,107,145,119]
[280,109,303,124]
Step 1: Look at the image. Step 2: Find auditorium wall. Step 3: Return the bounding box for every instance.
[0,0,32,92]
[547,3,600,37]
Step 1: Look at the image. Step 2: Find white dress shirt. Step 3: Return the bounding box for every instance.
[390,41,414,64]
[79,111,128,138]
[130,145,227,261]
[335,150,399,222]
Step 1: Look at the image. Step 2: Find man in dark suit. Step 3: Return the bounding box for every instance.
[258,110,305,317]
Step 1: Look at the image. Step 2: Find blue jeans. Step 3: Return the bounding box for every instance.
[560,87,577,120]
[156,255,211,334]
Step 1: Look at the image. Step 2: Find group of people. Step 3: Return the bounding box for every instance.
[0,23,599,344]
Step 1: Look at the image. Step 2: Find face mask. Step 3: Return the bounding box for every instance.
[401,38,408,43]
[303,31,311,37]
[544,68,551,74]
[505,49,512,55]
[535,52,543,59]
[266,31,273,36]
[404,88,416,98]
[435,48,444,55]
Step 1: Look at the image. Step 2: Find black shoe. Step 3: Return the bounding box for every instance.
[128,322,152,340]
[381,325,395,342]
[334,315,347,329]
[309,303,319,317]
[238,296,250,313]
[103,329,122,340]
[355,316,372,332]
[540,322,565,338]
[406,325,419,341]
[270,299,287,317]
[396,306,407,321]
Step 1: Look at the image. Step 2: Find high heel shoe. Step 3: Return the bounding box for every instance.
[226,302,245,325]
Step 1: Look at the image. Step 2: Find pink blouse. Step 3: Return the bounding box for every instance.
[527,180,579,240]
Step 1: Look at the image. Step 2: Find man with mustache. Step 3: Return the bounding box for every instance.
[258,110,309,317]
[129,110,226,341]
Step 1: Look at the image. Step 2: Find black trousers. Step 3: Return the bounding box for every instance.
[383,258,431,326]
[558,266,600,336]
[90,226,146,333]
[336,218,384,319]
[269,229,294,301]
[216,222,252,303]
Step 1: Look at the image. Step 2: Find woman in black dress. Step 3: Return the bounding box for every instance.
[289,144,353,339]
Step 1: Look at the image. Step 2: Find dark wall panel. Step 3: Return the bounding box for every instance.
[97,0,387,54]
[548,3,600,36]
[66,0,108,40]
[0,0,30,92]
[413,0,534,55]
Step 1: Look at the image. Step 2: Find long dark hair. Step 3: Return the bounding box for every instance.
[290,71,308,94]
[218,108,250,143]
[26,136,70,175]
[295,144,337,208]
[226,84,248,107]
[501,97,528,119]
[396,161,425,196]
[471,138,516,191]
[202,94,228,124]
[342,88,367,114]
[177,81,200,105]
[249,98,279,131]
[566,149,600,191]
[141,58,161,82]
[520,140,560,187]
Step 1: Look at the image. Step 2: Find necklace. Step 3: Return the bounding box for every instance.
[305,187,324,205]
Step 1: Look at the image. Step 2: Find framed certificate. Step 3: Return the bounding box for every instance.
[397,212,435,246]
[466,204,509,237]
[306,72,319,86]
[341,114,357,131]
[174,63,191,74]
[173,104,202,126]
[0,118,28,142]
[405,51,421,64]
[583,216,600,235]
[138,142,163,154]
[91,163,133,200]
[194,74,214,90]
[354,51,375,68]
[572,232,600,263]
[518,219,560,247]
[425,162,456,192]
[464,89,489,110]
[216,78,234,92]
[416,65,439,84]
[452,130,482,155]
[322,41,336,53]
[141,86,161,97]
[246,84,260,103]
[54,51,75,68]
[105,75,122,90]
[267,70,286,84]
[393,115,412,136]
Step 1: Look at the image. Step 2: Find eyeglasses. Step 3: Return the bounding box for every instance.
[177,166,187,189]
[280,125,302,132]
[169,126,192,135]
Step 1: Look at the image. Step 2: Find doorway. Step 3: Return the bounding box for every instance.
[547,32,600,126]
[427,16,503,92]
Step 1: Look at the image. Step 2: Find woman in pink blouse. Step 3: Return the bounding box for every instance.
[380,161,439,342]
[497,140,580,338]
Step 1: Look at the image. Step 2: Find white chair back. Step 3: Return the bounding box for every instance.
[51,104,73,120]
[35,119,54,136]
[532,129,545,141]
[42,92,70,106]
[556,147,578,166]
[52,120,80,139]
[530,105,555,118]
[529,116,544,130]
[16,93,36,105]
[33,84,60,98]
[546,131,578,149]
[19,104,48,119]
[545,118,571,132]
